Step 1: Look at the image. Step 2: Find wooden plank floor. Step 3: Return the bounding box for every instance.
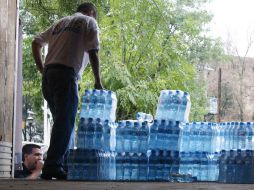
[0,180,253,190]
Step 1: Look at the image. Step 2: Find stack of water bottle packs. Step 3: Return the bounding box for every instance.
[155,90,191,122]
[219,149,254,183]
[179,121,254,183]
[67,89,254,183]
[217,121,254,183]
[179,122,220,182]
[68,89,118,180]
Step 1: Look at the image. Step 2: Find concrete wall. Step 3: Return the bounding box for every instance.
[0,0,17,142]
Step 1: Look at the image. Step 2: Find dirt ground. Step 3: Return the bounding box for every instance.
[0,180,253,190]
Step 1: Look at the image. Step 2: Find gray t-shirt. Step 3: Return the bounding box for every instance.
[34,12,100,80]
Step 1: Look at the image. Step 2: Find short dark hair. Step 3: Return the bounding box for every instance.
[22,144,41,161]
[76,2,97,18]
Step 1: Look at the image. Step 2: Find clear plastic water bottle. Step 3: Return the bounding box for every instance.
[111,91,118,122]
[194,122,202,152]
[94,118,103,150]
[218,150,227,183]
[226,150,236,183]
[251,123,254,150]
[138,152,148,181]
[214,123,221,152]
[155,150,164,181]
[116,121,125,152]
[149,120,158,150]
[86,118,95,149]
[188,122,196,152]
[123,152,131,181]
[115,152,124,180]
[96,90,106,120]
[163,150,172,180]
[224,122,232,151]
[207,123,213,153]
[102,120,110,151]
[105,90,117,122]
[243,150,252,183]
[185,152,193,177]
[92,150,100,180]
[178,92,190,122]
[219,123,226,151]
[235,149,244,183]
[211,152,220,181]
[110,151,116,180]
[80,90,90,118]
[171,151,180,176]
[89,90,97,119]
[156,90,168,120]
[166,90,174,119]
[77,117,86,148]
[164,120,173,151]
[101,152,107,180]
[228,122,235,150]
[139,121,149,153]
[148,150,157,181]
[199,152,208,181]
[171,121,180,151]
[246,122,253,150]
[110,122,117,151]
[133,121,141,153]
[237,122,247,150]
[125,121,134,152]
[171,90,181,120]
[179,151,187,176]
[180,123,190,152]
[131,153,139,180]
[191,151,199,180]
[232,122,239,150]
[157,120,166,150]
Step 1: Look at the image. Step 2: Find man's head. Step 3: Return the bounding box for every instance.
[22,144,42,171]
[77,2,97,19]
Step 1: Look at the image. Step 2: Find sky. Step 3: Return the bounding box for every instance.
[208,0,254,57]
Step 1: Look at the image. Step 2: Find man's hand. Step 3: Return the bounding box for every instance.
[94,82,103,90]
[27,160,44,179]
[34,160,44,172]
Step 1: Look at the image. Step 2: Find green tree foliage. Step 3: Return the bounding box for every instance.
[21,0,225,121]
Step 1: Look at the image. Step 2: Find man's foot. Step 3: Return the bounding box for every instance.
[41,167,67,180]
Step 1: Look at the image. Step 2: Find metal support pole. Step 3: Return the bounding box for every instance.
[217,68,222,122]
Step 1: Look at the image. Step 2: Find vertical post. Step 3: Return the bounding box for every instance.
[217,68,222,122]
[29,123,32,142]
[44,100,49,146]
[24,123,27,141]
[0,0,18,178]
[12,0,21,177]
[43,45,50,147]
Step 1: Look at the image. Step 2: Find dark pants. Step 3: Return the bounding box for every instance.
[42,64,79,168]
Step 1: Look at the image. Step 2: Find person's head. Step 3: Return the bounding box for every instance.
[77,2,97,19]
[22,144,42,171]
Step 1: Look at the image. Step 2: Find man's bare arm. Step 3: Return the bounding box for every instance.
[88,49,103,89]
[32,40,44,74]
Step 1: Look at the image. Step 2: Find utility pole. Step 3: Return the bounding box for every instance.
[217,68,222,122]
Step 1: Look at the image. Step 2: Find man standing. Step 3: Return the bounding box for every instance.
[15,144,44,179]
[32,2,103,180]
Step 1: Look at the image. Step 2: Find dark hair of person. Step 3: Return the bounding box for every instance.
[76,2,97,19]
[22,144,41,161]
